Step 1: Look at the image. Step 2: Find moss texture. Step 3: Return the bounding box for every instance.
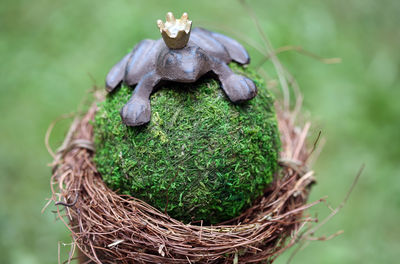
[93,64,280,224]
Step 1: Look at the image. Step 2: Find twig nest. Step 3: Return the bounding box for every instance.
[50,65,314,263]
[94,64,280,224]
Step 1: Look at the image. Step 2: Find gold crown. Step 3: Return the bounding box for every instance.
[157,12,192,49]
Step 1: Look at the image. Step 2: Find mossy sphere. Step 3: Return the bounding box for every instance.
[94,64,280,224]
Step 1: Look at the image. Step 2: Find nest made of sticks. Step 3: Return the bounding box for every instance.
[48,91,317,263]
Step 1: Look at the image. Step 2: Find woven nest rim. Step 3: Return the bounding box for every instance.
[48,92,317,264]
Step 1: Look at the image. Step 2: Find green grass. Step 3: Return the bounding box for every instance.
[93,65,280,224]
[0,0,399,263]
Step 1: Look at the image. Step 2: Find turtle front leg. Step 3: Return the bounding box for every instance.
[210,58,257,103]
[120,71,161,126]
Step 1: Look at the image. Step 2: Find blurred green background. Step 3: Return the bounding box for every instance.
[1,0,399,263]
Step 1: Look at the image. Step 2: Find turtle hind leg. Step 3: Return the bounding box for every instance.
[105,53,131,92]
[200,28,250,65]
[120,71,161,127]
[210,31,250,65]
[210,59,257,103]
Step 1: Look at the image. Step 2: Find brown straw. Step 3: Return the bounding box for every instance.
[49,91,316,263]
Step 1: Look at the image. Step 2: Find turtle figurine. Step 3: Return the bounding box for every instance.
[105,12,257,126]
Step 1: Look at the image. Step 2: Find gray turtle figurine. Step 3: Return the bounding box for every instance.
[106,12,257,126]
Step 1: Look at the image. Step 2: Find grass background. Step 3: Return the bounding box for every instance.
[0,0,399,263]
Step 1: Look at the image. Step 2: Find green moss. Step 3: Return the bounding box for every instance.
[93,64,280,224]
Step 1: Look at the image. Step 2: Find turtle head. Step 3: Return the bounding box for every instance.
[157,12,192,49]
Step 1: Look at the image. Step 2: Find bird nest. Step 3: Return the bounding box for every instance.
[48,91,317,264]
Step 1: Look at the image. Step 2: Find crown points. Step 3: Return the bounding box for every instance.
[166,12,176,22]
[181,12,188,21]
[157,12,192,49]
[157,19,164,29]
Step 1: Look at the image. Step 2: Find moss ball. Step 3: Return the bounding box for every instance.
[93,64,280,224]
